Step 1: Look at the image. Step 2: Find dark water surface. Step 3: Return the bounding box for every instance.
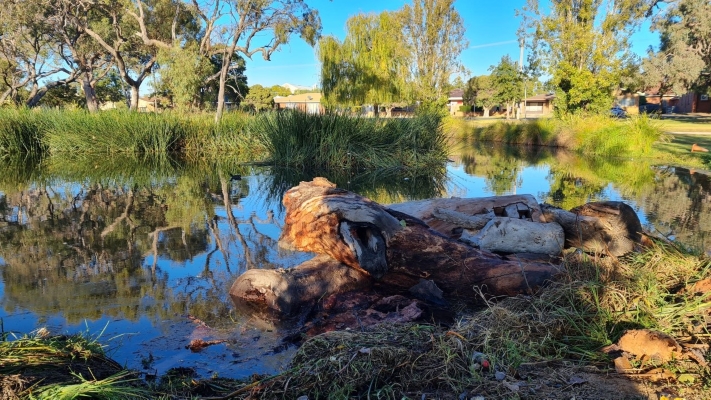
[1,144,710,378]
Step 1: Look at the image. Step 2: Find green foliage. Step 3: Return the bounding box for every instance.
[251,110,448,173]
[242,84,291,112]
[643,0,711,94]
[469,114,664,157]
[520,0,647,114]
[156,44,213,110]
[490,55,523,117]
[319,0,467,110]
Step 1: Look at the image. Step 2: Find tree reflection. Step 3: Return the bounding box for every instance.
[0,155,306,329]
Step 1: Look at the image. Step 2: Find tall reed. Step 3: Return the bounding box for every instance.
[0,108,49,156]
[44,110,192,156]
[251,110,449,173]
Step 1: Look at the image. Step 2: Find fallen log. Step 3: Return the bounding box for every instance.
[230,254,371,316]
[388,194,542,238]
[540,201,644,256]
[278,178,559,298]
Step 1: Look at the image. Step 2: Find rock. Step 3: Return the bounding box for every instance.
[469,217,565,256]
[617,329,682,364]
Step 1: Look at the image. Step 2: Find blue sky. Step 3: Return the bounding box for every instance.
[243,0,660,89]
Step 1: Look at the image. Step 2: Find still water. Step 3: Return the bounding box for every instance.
[1,144,710,378]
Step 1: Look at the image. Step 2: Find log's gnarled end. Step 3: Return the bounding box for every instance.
[340,221,388,278]
[279,178,403,276]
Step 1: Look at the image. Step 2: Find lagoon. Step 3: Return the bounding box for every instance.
[1,143,709,379]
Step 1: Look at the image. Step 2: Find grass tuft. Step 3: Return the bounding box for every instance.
[251,110,449,173]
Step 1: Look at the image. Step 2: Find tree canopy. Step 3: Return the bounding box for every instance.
[642,0,711,94]
[318,0,467,114]
[519,0,652,114]
[0,0,321,121]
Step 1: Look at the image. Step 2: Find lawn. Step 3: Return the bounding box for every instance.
[658,114,711,133]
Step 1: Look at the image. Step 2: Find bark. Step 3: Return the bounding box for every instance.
[81,72,99,112]
[540,201,645,256]
[388,194,541,238]
[279,178,558,298]
[130,87,140,111]
[230,254,371,316]
[483,107,490,117]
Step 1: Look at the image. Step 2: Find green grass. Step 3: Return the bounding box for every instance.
[659,115,711,133]
[252,110,449,173]
[0,327,151,399]
[457,114,666,157]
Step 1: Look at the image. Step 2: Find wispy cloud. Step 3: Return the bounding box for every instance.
[248,63,320,70]
[469,40,518,49]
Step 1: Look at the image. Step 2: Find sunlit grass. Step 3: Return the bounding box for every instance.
[252,110,449,173]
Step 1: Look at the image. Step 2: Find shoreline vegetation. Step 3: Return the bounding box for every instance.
[3,241,710,398]
[3,108,707,172]
[2,109,711,398]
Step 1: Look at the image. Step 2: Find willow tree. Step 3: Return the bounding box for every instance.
[519,0,652,114]
[318,12,410,116]
[642,0,711,95]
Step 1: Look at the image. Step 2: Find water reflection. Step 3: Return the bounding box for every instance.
[2,145,711,378]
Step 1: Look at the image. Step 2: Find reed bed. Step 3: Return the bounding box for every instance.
[463,114,665,158]
[0,108,259,158]
[251,110,449,173]
[0,108,50,156]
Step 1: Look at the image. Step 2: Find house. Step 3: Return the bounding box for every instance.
[639,89,680,113]
[616,92,640,115]
[273,92,323,114]
[677,91,711,113]
[522,93,555,116]
[447,89,465,116]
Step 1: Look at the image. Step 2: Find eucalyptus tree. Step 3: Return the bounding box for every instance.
[63,0,198,111]
[129,0,321,122]
[37,0,117,111]
[519,0,652,114]
[0,1,81,107]
[318,11,410,116]
[642,0,711,94]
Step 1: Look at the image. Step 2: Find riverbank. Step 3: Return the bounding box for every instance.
[3,240,710,399]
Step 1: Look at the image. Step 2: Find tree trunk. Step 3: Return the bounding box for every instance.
[483,107,490,118]
[278,178,558,297]
[0,88,13,105]
[81,73,99,112]
[130,86,140,111]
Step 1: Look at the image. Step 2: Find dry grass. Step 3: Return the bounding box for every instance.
[241,241,711,399]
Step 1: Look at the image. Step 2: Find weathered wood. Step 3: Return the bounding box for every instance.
[388,195,542,238]
[431,207,494,230]
[462,217,565,256]
[540,201,644,256]
[229,254,371,315]
[280,179,559,300]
